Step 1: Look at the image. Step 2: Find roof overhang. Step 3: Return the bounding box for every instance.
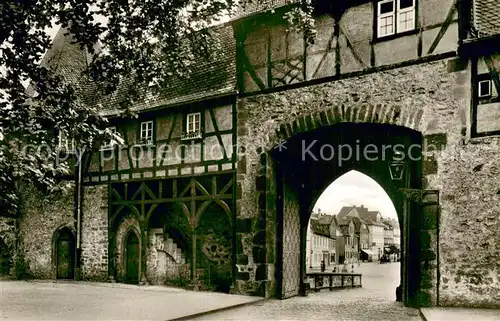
[361,249,374,255]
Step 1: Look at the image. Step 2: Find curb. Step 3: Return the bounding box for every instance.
[166,297,267,321]
[419,309,429,321]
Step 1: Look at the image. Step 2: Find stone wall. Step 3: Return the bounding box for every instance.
[17,183,75,279]
[236,57,500,307]
[436,136,500,307]
[81,185,108,281]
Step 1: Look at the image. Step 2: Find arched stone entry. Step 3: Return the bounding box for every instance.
[53,227,75,279]
[147,203,191,286]
[270,122,438,307]
[196,202,233,293]
[124,230,140,284]
[0,237,11,276]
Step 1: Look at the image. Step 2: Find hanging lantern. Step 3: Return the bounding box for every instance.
[389,153,406,181]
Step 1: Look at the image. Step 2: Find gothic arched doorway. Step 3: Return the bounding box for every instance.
[0,237,11,276]
[124,230,140,284]
[55,228,75,279]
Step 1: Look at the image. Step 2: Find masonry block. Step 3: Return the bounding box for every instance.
[236,219,252,233]
[252,231,266,246]
[252,246,267,264]
[256,264,267,281]
[237,254,249,265]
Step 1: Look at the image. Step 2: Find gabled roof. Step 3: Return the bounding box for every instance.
[40,24,236,117]
[317,214,334,225]
[337,206,356,218]
[474,0,500,37]
[97,25,237,116]
[337,205,385,226]
[309,218,331,238]
[232,0,297,21]
[30,27,96,104]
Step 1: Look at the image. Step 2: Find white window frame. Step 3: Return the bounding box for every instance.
[140,121,154,145]
[58,131,76,153]
[186,112,201,134]
[101,126,117,150]
[377,0,396,38]
[397,0,416,33]
[377,0,416,38]
[478,80,492,98]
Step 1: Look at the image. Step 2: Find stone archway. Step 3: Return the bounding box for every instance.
[269,122,436,307]
[114,214,142,283]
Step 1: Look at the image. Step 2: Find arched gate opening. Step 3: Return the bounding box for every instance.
[272,122,438,307]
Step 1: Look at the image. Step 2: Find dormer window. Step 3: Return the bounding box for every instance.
[140,121,153,145]
[377,0,416,38]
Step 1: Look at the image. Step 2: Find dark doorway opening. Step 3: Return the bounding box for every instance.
[0,237,11,276]
[56,228,75,279]
[124,231,140,284]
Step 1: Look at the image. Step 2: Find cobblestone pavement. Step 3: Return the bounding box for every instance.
[192,262,423,321]
[0,280,261,320]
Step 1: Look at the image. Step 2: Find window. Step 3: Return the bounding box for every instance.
[377,0,415,38]
[187,112,201,133]
[140,121,153,145]
[58,130,76,153]
[101,127,117,150]
[478,80,492,98]
[182,112,202,140]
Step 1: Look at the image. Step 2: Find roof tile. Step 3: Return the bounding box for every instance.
[474,0,500,37]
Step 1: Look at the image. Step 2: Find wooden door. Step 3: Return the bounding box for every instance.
[402,189,439,307]
[56,229,75,279]
[125,232,140,284]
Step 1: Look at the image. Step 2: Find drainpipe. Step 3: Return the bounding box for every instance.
[75,151,82,279]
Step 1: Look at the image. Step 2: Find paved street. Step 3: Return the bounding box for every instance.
[192,262,423,321]
[0,280,261,320]
[0,263,422,320]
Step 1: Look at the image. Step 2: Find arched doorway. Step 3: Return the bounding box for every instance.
[55,228,75,279]
[196,202,233,293]
[124,230,140,284]
[272,122,437,307]
[0,237,11,276]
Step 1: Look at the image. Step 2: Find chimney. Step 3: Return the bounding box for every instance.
[360,205,364,208]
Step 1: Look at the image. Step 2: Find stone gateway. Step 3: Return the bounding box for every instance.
[4,0,500,309]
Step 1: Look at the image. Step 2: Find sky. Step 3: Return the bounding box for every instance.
[312,170,398,221]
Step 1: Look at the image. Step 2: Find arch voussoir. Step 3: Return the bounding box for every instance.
[382,105,394,124]
[356,104,369,122]
[372,104,383,123]
[319,110,328,126]
[305,114,315,131]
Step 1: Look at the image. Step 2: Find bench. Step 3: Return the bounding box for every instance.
[305,272,362,293]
